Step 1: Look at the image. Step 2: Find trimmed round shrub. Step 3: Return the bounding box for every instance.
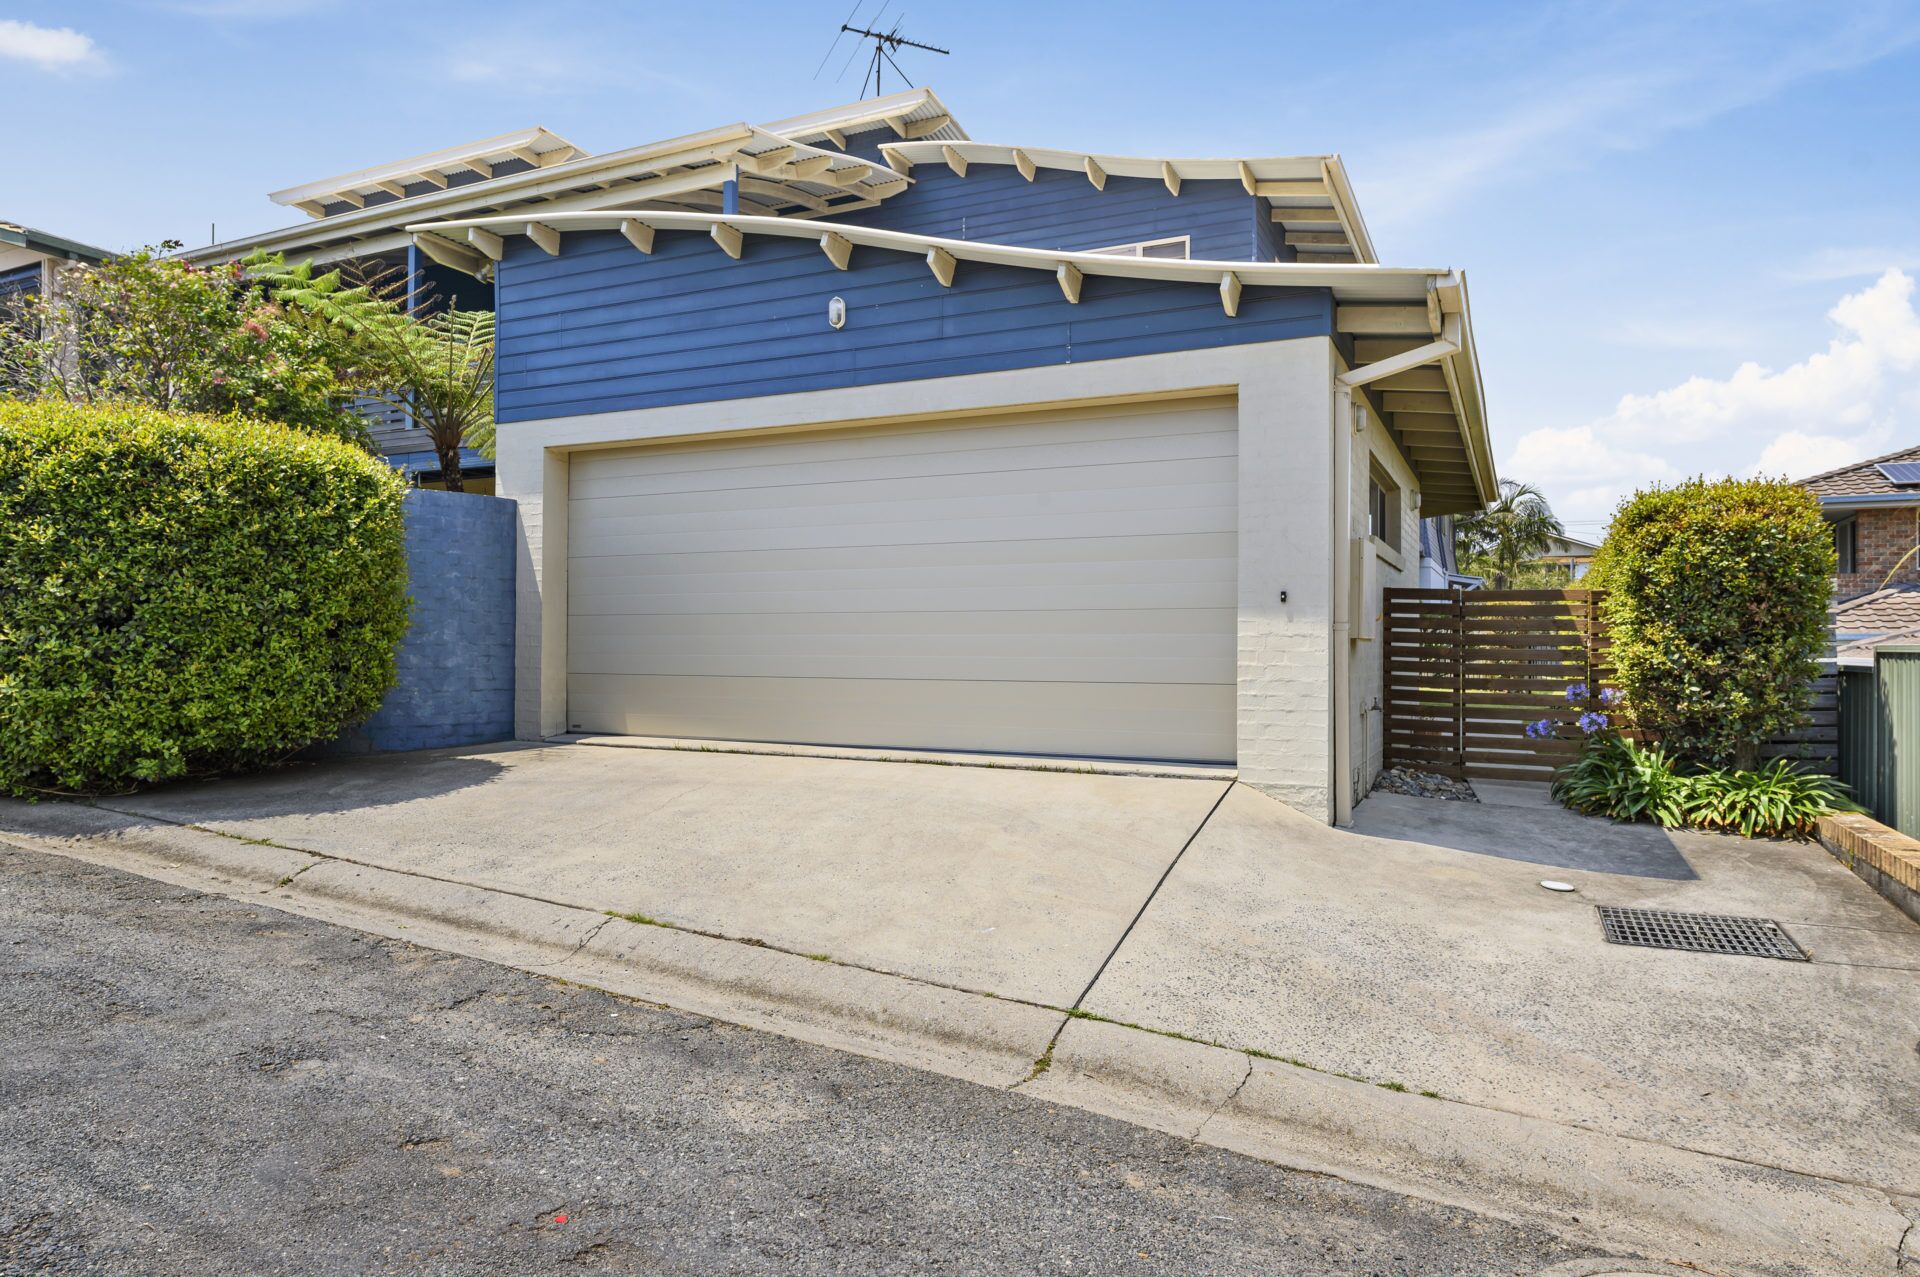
[1587,477,1833,769]
[0,401,411,795]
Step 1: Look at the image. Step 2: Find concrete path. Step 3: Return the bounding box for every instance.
[3,740,1916,1275]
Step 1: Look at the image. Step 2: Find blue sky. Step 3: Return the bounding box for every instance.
[8,0,1920,533]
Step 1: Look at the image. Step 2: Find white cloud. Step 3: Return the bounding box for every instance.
[1506,269,1920,525]
[1785,245,1920,283]
[0,19,105,72]
[1366,6,1920,230]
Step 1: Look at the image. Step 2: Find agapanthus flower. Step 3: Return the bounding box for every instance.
[1524,719,1555,739]
[1565,682,1590,705]
[1577,710,1609,735]
[1598,687,1622,708]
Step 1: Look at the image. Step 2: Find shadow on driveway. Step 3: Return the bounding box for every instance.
[1350,791,1699,880]
[86,742,529,822]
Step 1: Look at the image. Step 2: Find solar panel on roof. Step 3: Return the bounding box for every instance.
[1877,462,1920,486]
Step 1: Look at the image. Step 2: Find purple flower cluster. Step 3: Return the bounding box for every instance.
[1525,684,1620,742]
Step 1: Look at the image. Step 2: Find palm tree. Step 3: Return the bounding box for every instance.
[1454,480,1564,588]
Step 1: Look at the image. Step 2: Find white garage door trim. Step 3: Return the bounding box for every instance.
[564,397,1239,763]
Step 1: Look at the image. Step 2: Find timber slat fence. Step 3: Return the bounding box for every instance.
[1383,588,1838,783]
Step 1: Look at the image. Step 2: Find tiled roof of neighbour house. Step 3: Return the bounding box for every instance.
[1831,586,1920,637]
[1835,626,1920,668]
[1798,445,1920,499]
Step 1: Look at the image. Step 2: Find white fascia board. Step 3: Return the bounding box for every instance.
[183,123,762,264]
[881,140,1329,185]
[269,126,584,208]
[881,141,1379,264]
[406,208,1450,302]
[763,87,966,144]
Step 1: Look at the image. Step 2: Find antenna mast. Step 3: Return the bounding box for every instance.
[841,21,948,98]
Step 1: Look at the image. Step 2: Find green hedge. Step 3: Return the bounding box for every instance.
[0,401,411,795]
[1588,477,1833,768]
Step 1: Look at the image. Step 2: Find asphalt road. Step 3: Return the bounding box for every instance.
[0,846,1594,1276]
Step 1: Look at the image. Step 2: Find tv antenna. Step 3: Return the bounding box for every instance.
[833,14,948,98]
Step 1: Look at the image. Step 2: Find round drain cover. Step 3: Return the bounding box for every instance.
[1540,880,1577,893]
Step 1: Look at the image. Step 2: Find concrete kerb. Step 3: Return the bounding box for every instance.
[3,806,1910,1274]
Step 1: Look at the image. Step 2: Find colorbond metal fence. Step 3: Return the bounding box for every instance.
[1383,588,1836,783]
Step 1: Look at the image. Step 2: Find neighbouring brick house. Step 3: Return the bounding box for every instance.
[1799,447,1920,600]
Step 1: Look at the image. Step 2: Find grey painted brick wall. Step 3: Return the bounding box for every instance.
[328,488,517,754]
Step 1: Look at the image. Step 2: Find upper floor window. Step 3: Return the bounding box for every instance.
[1835,516,1857,575]
[1084,236,1190,260]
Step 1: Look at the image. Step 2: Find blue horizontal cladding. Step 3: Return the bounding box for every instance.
[0,262,42,297]
[494,228,1332,424]
[317,489,516,756]
[841,163,1287,263]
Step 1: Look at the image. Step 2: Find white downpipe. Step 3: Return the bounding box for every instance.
[1330,326,1461,825]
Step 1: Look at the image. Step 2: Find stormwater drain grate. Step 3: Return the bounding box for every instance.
[1596,906,1808,961]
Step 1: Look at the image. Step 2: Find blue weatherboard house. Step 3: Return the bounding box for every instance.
[191,89,1496,823]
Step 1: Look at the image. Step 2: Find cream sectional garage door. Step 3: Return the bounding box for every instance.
[565,398,1238,763]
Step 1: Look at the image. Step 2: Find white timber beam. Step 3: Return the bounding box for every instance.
[509,145,543,167]
[1335,305,1433,336]
[418,169,450,189]
[1056,262,1083,304]
[333,189,366,209]
[373,179,409,199]
[927,246,956,287]
[1237,161,1258,196]
[864,177,910,198]
[465,158,493,180]
[524,221,561,256]
[791,155,835,179]
[901,113,951,140]
[1285,231,1347,247]
[739,176,831,214]
[1321,160,1364,267]
[820,231,852,270]
[619,219,656,254]
[1219,272,1242,318]
[1084,156,1107,191]
[823,128,848,150]
[819,162,875,189]
[941,144,968,178]
[412,233,485,276]
[295,200,328,219]
[1256,179,1329,200]
[1011,148,1037,182]
[709,221,744,259]
[1161,161,1181,198]
[466,226,505,261]
[885,115,912,139]
[735,145,796,175]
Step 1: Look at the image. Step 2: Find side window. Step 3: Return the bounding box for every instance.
[1083,236,1191,260]
[1368,466,1400,551]
[1836,517,1857,575]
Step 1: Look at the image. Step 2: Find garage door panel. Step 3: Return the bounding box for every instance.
[570,452,1236,520]
[569,477,1238,542]
[567,607,1237,642]
[567,554,1235,602]
[567,408,1233,493]
[567,402,1238,764]
[566,532,1239,585]
[570,579,1236,619]
[566,673,1237,762]
[569,504,1238,560]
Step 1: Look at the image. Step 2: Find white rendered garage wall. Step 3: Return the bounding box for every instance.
[497,340,1340,821]
[1346,394,1421,807]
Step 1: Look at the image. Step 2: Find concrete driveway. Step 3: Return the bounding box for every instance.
[9,739,1918,1269]
[85,740,1229,1008]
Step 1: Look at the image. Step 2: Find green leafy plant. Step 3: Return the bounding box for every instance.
[1552,735,1858,839]
[0,243,370,448]
[1552,735,1692,828]
[1587,477,1832,769]
[249,256,496,491]
[1681,759,1859,839]
[0,400,411,796]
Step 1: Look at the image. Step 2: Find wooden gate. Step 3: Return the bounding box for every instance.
[1382,589,1608,782]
